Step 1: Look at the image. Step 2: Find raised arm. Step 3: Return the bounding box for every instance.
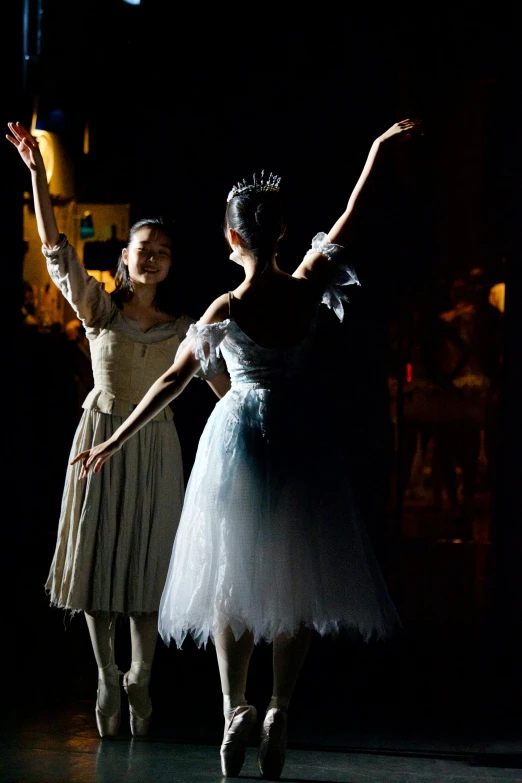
[327,119,421,246]
[6,122,60,248]
[294,119,421,287]
[7,121,114,327]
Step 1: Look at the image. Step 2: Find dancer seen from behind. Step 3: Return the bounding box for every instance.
[75,119,421,778]
[6,122,229,740]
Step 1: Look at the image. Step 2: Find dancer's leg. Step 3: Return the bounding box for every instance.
[129,612,158,664]
[215,625,254,712]
[259,625,313,779]
[215,625,257,776]
[85,612,120,720]
[85,611,116,668]
[270,623,313,710]
[125,612,158,727]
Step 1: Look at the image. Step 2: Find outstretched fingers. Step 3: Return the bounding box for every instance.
[398,119,421,130]
[93,457,106,475]
[7,121,37,148]
[70,449,90,466]
[71,449,96,480]
[397,119,423,140]
[71,445,115,479]
[6,122,23,142]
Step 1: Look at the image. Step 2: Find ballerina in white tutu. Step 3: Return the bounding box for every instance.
[75,118,421,778]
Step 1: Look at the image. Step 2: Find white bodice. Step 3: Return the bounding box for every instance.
[189,319,312,391]
[186,232,360,389]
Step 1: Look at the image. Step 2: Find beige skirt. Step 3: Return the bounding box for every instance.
[45,410,184,615]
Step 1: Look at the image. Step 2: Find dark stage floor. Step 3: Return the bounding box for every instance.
[1,700,521,783]
[4,422,521,782]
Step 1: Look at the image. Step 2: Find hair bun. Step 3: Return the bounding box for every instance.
[254,200,279,227]
[254,203,266,226]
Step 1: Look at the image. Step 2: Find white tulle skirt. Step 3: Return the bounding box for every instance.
[158,385,399,648]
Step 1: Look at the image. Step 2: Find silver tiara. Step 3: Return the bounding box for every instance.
[227,171,281,202]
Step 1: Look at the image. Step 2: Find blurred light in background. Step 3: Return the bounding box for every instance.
[80,212,95,239]
[123,0,141,4]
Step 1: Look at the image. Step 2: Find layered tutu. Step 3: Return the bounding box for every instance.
[159,321,399,647]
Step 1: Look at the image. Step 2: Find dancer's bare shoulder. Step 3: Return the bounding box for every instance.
[199,294,231,325]
[293,251,331,290]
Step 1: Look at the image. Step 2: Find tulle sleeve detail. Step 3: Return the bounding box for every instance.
[305,232,360,322]
[181,319,231,375]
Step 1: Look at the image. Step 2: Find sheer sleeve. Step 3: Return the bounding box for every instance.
[305,232,360,322]
[176,319,231,376]
[42,234,113,328]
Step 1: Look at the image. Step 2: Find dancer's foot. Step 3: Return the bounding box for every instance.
[258,707,287,780]
[95,662,121,738]
[220,704,257,777]
[123,662,152,738]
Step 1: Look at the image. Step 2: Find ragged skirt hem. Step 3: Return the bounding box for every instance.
[159,612,400,650]
[46,589,161,618]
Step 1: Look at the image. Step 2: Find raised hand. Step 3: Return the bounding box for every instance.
[377,118,423,143]
[6,121,44,171]
[71,438,122,479]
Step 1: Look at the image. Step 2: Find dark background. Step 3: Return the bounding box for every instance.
[2,0,521,752]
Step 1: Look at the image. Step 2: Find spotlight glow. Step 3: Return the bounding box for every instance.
[123,0,140,4]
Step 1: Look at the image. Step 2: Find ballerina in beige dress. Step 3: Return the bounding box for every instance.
[7,121,230,739]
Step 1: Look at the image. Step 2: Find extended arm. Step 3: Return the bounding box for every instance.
[73,340,201,476]
[8,122,115,326]
[74,294,231,475]
[328,118,421,246]
[294,119,421,287]
[6,122,60,248]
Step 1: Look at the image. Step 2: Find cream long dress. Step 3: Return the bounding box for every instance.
[44,235,218,615]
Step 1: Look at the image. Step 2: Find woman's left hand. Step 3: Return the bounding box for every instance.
[377,118,423,143]
[71,437,122,479]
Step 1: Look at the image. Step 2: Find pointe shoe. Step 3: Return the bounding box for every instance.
[95,663,121,738]
[220,704,257,777]
[258,707,288,780]
[123,662,152,738]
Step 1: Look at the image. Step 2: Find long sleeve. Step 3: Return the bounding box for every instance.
[43,234,114,328]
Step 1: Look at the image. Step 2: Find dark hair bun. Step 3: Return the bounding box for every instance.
[254,201,278,226]
[225,189,284,264]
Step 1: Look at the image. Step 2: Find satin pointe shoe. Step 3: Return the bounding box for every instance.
[257,707,288,780]
[123,662,152,738]
[220,704,257,777]
[95,662,121,738]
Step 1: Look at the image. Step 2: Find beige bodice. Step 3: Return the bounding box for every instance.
[83,328,182,421]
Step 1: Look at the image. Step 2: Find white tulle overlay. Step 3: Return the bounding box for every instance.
[158,238,398,648]
[305,232,360,322]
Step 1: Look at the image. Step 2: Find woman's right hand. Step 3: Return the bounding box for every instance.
[71,437,122,479]
[6,122,44,172]
[376,118,423,144]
